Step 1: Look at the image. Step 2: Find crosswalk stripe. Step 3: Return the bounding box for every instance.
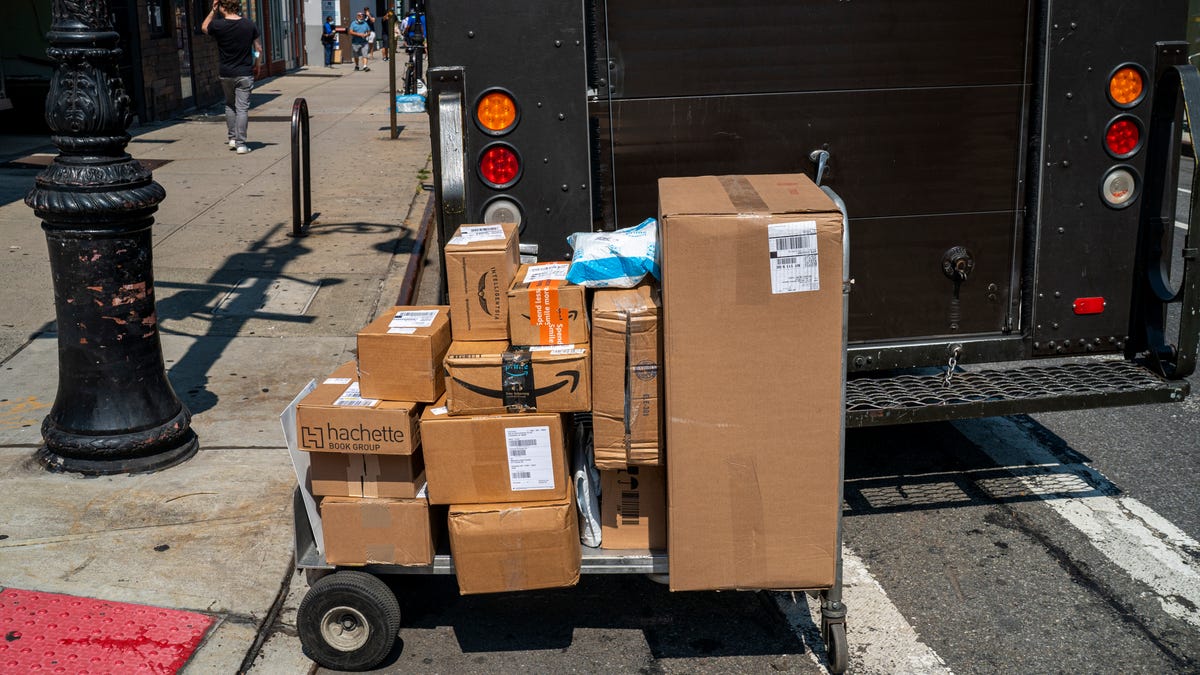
[773,547,954,674]
[953,417,1200,630]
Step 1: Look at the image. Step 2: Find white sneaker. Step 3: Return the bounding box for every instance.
[236,145,250,155]
[228,139,237,149]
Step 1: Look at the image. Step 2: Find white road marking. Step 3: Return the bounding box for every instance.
[953,417,1200,630]
[773,547,953,674]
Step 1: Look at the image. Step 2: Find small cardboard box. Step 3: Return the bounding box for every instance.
[419,400,568,505]
[448,495,581,595]
[600,466,667,550]
[443,341,591,415]
[320,493,440,566]
[309,451,426,499]
[592,283,662,469]
[507,263,589,346]
[445,223,521,341]
[660,174,844,592]
[297,362,421,455]
[357,306,452,403]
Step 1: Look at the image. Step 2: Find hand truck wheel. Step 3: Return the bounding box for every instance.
[823,620,848,674]
[297,570,400,671]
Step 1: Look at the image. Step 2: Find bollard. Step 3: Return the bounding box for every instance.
[291,97,313,237]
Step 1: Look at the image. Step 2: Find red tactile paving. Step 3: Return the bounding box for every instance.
[0,588,215,674]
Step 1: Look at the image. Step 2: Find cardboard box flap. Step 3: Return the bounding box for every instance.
[302,362,364,407]
[359,305,451,339]
[592,284,660,319]
[444,223,519,252]
[659,174,838,218]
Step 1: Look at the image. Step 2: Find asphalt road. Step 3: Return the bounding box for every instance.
[307,164,1200,674]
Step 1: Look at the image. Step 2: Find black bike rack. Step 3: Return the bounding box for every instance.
[291,97,313,237]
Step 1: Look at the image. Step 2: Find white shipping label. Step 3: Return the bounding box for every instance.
[768,221,820,294]
[389,309,439,328]
[387,327,417,334]
[504,426,556,491]
[528,344,584,355]
[429,406,448,416]
[323,377,353,385]
[458,224,507,242]
[333,382,380,408]
[523,263,570,283]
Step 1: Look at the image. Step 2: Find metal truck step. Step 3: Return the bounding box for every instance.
[845,359,1189,427]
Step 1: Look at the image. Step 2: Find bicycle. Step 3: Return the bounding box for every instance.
[402,42,425,95]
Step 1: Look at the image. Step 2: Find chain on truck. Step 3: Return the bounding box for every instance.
[294,2,1200,671]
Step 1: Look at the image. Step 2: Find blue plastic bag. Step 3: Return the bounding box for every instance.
[565,218,660,288]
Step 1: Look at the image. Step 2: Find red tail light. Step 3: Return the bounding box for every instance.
[479,144,521,188]
[1104,117,1141,158]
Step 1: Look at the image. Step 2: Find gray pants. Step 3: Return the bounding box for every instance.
[220,76,253,145]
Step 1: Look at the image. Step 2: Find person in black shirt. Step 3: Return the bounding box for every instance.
[202,0,262,154]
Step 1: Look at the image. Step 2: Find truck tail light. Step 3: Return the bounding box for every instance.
[1073,297,1106,315]
[1104,116,1141,158]
[1108,65,1145,107]
[1100,166,1139,209]
[476,90,519,135]
[479,143,521,188]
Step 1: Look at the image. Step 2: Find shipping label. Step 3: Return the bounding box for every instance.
[768,221,820,294]
[323,377,353,385]
[389,309,440,328]
[523,262,570,283]
[504,426,555,491]
[333,382,380,408]
[447,224,507,246]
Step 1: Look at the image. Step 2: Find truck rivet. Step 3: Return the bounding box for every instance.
[575,40,581,46]
[543,158,549,164]
[1057,227,1065,234]
[1056,346,1065,353]
[558,113,565,120]
[1086,344,1095,352]
[1066,92,1074,100]
[467,30,475,38]
[561,184,569,191]
[1061,160,1070,168]
[1034,342,1041,349]
[1052,322,1059,329]
[537,101,543,108]
[853,356,865,368]
[1108,336,1117,344]
[545,207,551,214]
[1083,135,1089,141]
[555,40,562,47]
[1048,341,1056,349]
[580,184,587,190]
[1070,22,1077,29]
[1054,291,1061,298]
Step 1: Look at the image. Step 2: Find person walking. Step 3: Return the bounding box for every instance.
[321,15,336,68]
[363,8,376,65]
[202,0,262,154]
[349,11,371,72]
[379,11,391,62]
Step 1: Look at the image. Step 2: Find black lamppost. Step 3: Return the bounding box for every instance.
[24,0,198,475]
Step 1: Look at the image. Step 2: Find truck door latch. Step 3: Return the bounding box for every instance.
[809,149,831,187]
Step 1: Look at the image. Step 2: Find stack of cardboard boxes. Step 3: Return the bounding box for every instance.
[293,173,844,595]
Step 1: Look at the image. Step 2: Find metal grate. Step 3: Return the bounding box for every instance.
[846,360,1188,427]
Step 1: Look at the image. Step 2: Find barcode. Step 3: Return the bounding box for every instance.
[620,490,640,525]
[509,448,527,457]
[510,439,540,447]
[512,471,532,479]
[775,255,818,268]
[773,234,816,251]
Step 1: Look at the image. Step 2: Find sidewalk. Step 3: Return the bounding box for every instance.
[0,63,434,672]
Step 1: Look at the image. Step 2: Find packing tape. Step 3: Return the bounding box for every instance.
[363,455,382,499]
[718,175,769,214]
[361,501,392,529]
[364,543,395,563]
[530,279,570,344]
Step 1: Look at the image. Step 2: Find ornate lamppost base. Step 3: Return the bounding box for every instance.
[36,431,199,476]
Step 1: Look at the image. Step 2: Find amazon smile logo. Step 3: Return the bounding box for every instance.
[451,369,581,399]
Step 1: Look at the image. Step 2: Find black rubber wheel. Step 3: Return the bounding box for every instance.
[825,622,848,674]
[297,571,400,671]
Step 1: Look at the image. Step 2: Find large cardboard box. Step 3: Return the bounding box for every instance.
[443,341,591,414]
[600,466,667,550]
[445,223,521,341]
[309,451,426,499]
[420,401,569,504]
[507,263,589,346]
[659,174,844,591]
[297,362,421,455]
[320,493,440,566]
[592,284,662,468]
[357,306,452,402]
[448,496,581,594]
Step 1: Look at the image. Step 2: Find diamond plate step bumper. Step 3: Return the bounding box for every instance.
[846,360,1190,427]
